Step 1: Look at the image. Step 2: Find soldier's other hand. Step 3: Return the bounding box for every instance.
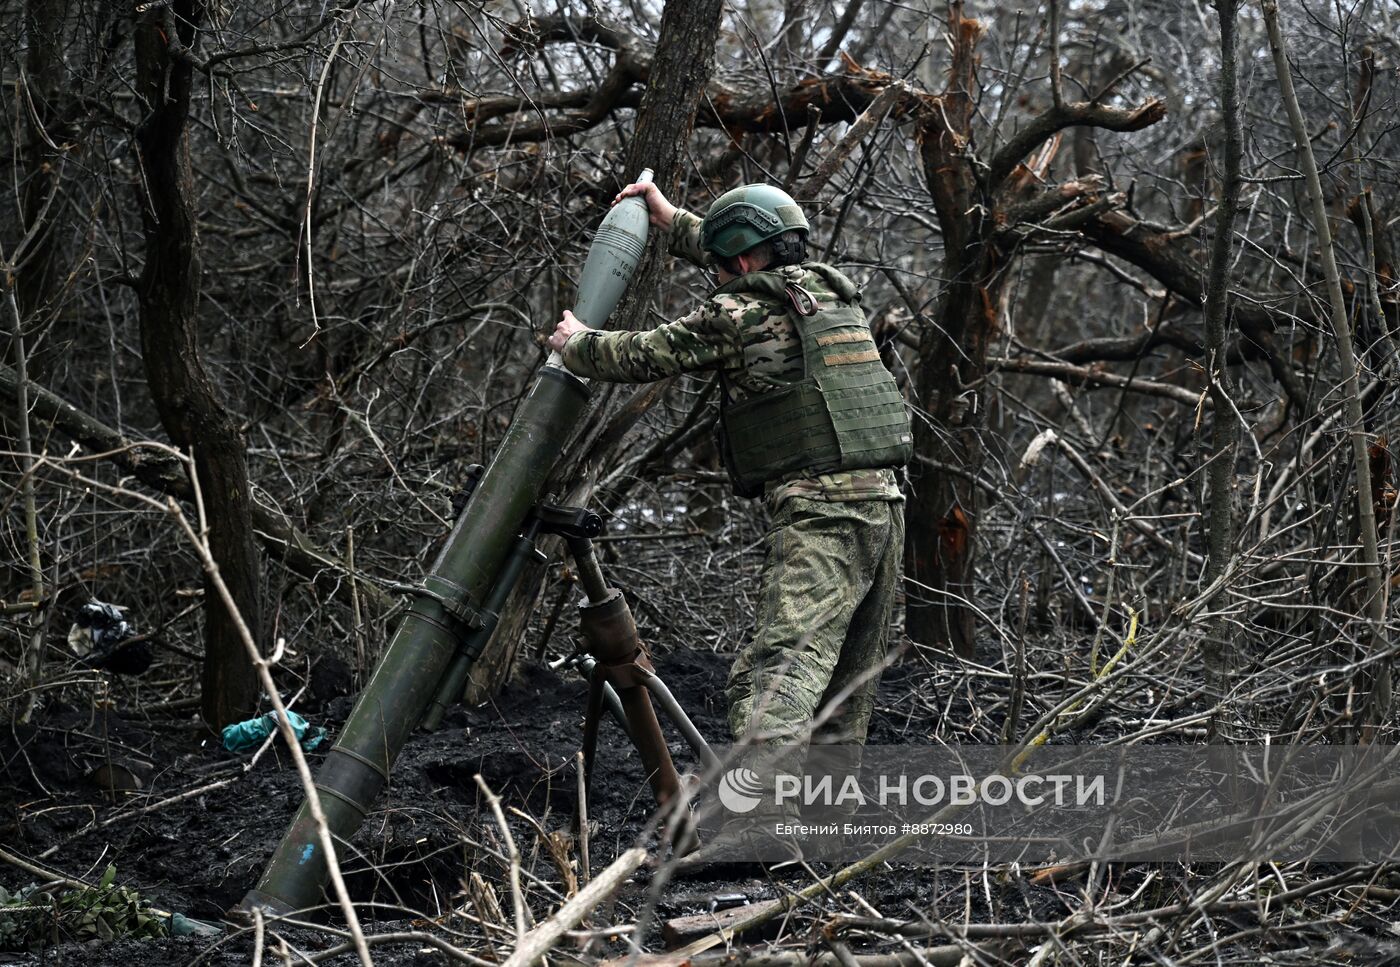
[548,310,590,353]
[613,182,678,230]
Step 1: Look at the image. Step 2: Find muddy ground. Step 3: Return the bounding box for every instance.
[8,640,1400,966]
[2,640,995,966]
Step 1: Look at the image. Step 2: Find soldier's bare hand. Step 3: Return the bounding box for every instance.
[613,182,678,230]
[548,310,589,353]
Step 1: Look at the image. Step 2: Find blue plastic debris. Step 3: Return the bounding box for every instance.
[221,710,326,754]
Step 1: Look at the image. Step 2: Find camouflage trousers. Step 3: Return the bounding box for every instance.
[726,495,904,748]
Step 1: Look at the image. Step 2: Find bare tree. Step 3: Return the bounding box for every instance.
[132,0,259,726]
[902,1,1165,657]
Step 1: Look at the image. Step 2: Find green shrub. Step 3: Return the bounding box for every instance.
[0,865,167,951]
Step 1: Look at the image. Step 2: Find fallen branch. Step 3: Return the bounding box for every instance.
[501,846,646,967]
[696,946,993,967]
[0,846,88,891]
[621,943,990,967]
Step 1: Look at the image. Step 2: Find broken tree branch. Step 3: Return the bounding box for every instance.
[990,355,1206,406]
[987,99,1167,193]
[500,846,645,967]
[797,81,908,200]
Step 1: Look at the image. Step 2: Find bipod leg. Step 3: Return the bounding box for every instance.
[580,666,607,811]
[567,537,683,810]
[550,652,633,740]
[640,672,719,772]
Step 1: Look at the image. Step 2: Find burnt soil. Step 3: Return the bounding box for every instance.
[8,646,1392,967]
[1,648,980,966]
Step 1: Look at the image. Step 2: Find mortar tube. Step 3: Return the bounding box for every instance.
[421,534,547,731]
[238,365,590,917]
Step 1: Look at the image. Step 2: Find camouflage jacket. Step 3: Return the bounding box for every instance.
[562,208,901,506]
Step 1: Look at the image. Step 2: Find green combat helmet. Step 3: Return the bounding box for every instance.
[701,184,810,258]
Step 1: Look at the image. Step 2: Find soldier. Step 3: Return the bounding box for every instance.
[548,182,911,871]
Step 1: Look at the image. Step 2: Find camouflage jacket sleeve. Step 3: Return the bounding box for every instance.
[561,295,744,382]
[668,209,713,269]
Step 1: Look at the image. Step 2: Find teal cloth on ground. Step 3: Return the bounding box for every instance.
[221,710,326,753]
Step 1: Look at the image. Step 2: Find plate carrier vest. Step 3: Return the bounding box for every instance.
[715,263,913,497]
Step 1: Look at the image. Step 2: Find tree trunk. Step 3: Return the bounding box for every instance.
[900,3,1166,661]
[133,1,260,729]
[614,0,728,333]
[1,0,70,615]
[466,0,726,701]
[904,7,987,660]
[906,256,1001,661]
[15,0,68,368]
[1202,0,1243,741]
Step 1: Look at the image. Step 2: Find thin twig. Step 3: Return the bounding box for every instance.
[475,774,528,945]
[170,468,372,967]
[1263,0,1389,728]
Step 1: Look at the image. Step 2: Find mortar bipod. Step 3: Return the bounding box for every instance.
[564,536,719,809]
[548,651,632,740]
[562,650,719,772]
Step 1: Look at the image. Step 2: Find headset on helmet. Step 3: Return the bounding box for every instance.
[701,184,810,260]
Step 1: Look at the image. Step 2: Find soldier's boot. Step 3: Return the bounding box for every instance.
[669,809,803,880]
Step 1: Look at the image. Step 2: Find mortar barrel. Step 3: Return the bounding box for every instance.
[421,535,547,731]
[239,365,590,917]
